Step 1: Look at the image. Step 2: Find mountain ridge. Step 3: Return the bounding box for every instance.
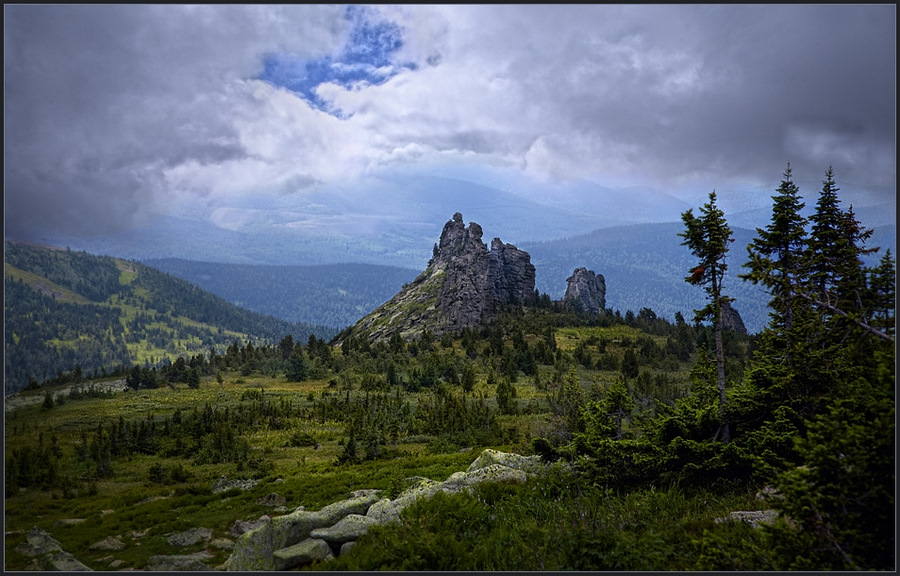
[3,241,337,393]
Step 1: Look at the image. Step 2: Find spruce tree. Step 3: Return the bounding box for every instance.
[741,163,809,340]
[802,167,889,342]
[679,190,733,441]
[867,249,896,336]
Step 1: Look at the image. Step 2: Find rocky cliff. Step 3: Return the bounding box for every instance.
[563,267,606,315]
[344,213,536,341]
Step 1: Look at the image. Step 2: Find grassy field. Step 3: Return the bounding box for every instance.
[4,325,762,571]
[4,372,507,570]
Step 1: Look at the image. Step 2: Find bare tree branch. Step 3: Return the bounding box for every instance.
[795,291,894,343]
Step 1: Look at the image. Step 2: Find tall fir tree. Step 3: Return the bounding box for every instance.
[741,163,809,340]
[803,167,889,342]
[679,190,733,442]
[806,166,845,307]
[866,249,895,336]
[740,164,815,414]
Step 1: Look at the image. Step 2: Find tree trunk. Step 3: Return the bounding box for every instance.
[714,299,729,443]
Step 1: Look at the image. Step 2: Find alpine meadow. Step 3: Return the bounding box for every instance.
[4,165,895,571]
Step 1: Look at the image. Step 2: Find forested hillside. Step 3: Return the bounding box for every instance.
[144,259,419,329]
[4,242,336,394]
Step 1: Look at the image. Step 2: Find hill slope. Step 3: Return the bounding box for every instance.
[4,242,336,394]
[143,258,419,329]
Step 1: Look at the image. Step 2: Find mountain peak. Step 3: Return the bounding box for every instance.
[343,214,536,341]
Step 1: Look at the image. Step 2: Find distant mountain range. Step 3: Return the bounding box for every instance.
[137,221,895,337]
[20,169,894,338]
[33,173,697,268]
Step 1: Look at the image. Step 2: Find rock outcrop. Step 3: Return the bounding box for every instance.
[345,213,536,342]
[563,267,607,315]
[720,300,748,335]
[223,493,382,571]
[212,475,260,494]
[16,527,93,571]
[166,527,213,547]
[145,551,214,571]
[714,509,778,529]
[223,448,546,571]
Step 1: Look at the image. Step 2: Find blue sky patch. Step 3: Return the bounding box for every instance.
[259,6,416,116]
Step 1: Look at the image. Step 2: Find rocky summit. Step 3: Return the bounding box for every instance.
[345,213,536,341]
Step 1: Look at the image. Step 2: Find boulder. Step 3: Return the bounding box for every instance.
[145,551,213,571]
[310,514,377,545]
[54,518,86,526]
[272,538,334,570]
[442,464,528,493]
[24,527,64,556]
[19,527,92,571]
[167,527,213,547]
[211,475,260,494]
[467,448,544,474]
[223,492,381,571]
[89,535,125,551]
[46,553,94,572]
[230,515,270,538]
[256,493,287,508]
[715,509,778,529]
[210,538,235,550]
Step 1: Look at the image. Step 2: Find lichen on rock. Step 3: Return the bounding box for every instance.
[223,492,381,571]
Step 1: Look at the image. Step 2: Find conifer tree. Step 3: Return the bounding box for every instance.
[680,190,732,441]
[801,167,890,342]
[867,249,896,336]
[742,163,809,339]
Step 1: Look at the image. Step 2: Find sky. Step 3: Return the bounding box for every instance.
[4,4,896,242]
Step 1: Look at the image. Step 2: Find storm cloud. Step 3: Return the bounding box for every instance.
[4,5,895,241]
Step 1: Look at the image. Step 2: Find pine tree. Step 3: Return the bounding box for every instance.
[680,190,733,441]
[867,249,895,336]
[801,167,890,342]
[286,348,309,382]
[806,167,845,307]
[741,163,809,339]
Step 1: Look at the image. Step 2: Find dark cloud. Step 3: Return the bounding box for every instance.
[3,5,894,243]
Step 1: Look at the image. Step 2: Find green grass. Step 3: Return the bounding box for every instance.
[4,375,499,571]
[318,476,764,571]
[4,262,91,304]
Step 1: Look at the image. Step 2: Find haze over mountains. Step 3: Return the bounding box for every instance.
[35,168,893,267]
[31,169,895,336]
